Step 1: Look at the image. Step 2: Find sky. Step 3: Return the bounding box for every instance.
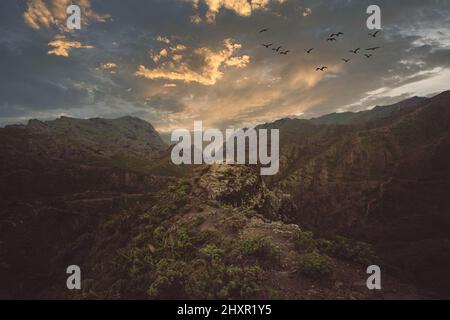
[1,0,450,133]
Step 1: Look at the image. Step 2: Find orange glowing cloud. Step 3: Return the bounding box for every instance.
[136,38,250,86]
[47,35,94,57]
[191,0,287,23]
[23,0,110,31]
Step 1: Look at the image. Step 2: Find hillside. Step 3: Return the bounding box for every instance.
[1,91,450,299]
[262,91,450,296]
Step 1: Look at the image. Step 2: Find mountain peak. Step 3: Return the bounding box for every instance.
[3,116,167,162]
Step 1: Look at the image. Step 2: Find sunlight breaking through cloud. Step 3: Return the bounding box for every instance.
[190,0,287,23]
[135,38,250,86]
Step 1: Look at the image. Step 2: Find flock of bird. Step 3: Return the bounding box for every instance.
[258,28,382,72]
[259,28,291,55]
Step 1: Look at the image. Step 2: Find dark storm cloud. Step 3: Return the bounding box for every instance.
[0,40,91,112]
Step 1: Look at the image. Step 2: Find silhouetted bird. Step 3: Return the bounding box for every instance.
[366,47,381,51]
[259,28,270,33]
[279,50,290,55]
[331,32,344,37]
[364,54,373,58]
[272,46,282,52]
[316,66,328,71]
[327,37,337,42]
[369,30,380,37]
[342,58,351,63]
[305,48,314,54]
[262,43,273,48]
[349,48,360,54]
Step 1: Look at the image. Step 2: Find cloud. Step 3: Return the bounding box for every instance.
[48,35,94,56]
[98,62,118,74]
[23,1,108,59]
[190,14,202,24]
[190,0,287,23]
[302,7,312,17]
[23,0,110,31]
[4,0,450,132]
[144,94,186,113]
[135,38,250,85]
[156,36,171,45]
[225,55,251,68]
[99,62,117,70]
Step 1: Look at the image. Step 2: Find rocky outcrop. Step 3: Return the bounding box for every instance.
[199,165,280,219]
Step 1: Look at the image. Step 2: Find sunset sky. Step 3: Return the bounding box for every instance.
[1,0,450,132]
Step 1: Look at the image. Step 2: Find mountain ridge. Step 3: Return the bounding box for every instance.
[1,90,449,299]
[261,89,450,296]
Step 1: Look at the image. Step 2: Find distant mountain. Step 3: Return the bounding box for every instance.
[0,115,176,198]
[310,96,428,125]
[2,116,166,163]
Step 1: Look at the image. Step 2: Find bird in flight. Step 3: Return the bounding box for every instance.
[364,54,373,58]
[342,58,351,63]
[316,66,328,71]
[349,48,360,54]
[279,50,290,55]
[272,46,282,52]
[369,30,380,38]
[262,43,273,48]
[331,32,344,37]
[305,48,314,54]
[327,37,337,42]
[259,28,270,33]
[366,46,381,51]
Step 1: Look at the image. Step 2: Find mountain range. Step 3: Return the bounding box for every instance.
[1,91,449,299]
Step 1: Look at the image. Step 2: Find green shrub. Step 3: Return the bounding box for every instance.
[162,180,192,209]
[293,230,316,253]
[316,239,334,252]
[147,257,262,300]
[113,246,154,277]
[318,236,377,265]
[163,228,193,259]
[147,259,189,299]
[186,260,262,300]
[217,265,262,299]
[240,235,279,264]
[200,245,225,262]
[299,252,335,280]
